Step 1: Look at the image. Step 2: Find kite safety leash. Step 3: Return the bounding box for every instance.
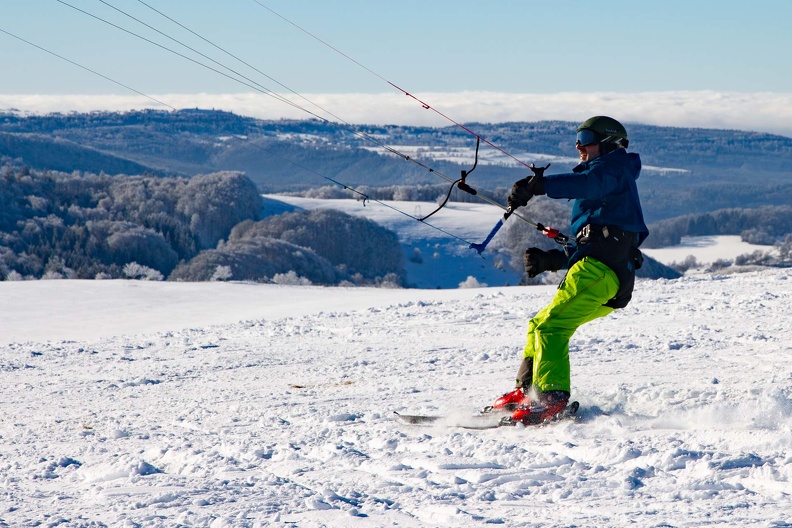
[419,137,479,222]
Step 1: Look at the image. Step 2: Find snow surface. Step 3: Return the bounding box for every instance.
[2,269,792,527]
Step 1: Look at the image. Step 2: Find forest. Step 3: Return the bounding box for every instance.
[643,205,792,247]
[2,162,788,285]
[0,164,406,285]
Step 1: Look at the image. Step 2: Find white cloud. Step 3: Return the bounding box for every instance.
[2,91,791,137]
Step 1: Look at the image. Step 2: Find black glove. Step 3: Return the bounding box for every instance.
[523,248,567,278]
[508,176,545,210]
[507,164,548,211]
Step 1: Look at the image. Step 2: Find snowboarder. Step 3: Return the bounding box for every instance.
[494,116,649,424]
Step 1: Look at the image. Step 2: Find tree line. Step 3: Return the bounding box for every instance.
[171,208,406,286]
[644,205,792,248]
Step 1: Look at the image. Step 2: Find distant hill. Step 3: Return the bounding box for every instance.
[1,109,791,223]
[0,131,159,176]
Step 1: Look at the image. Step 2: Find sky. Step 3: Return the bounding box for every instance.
[2,0,792,136]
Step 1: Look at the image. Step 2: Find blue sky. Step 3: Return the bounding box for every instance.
[2,1,792,135]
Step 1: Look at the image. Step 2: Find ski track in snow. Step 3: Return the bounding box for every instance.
[1,270,792,527]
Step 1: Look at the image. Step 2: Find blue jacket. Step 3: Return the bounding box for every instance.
[543,148,649,247]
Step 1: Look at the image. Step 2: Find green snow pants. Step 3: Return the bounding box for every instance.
[520,257,620,394]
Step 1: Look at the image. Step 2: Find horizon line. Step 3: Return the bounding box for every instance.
[2,90,792,138]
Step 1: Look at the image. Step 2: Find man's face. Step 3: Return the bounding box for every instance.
[577,142,600,162]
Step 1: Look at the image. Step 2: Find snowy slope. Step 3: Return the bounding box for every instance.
[1,269,791,527]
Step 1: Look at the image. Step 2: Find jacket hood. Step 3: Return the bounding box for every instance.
[624,151,642,181]
[581,148,642,180]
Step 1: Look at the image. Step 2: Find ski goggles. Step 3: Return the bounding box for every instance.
[576,129,598,146]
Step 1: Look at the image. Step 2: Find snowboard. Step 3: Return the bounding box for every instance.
[395,401,579,429]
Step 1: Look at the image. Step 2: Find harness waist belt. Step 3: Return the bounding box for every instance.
[575,224,638,247]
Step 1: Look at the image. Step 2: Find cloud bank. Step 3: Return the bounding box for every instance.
[2,91,791,137]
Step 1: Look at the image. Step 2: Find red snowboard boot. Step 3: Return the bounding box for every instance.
[491,387,530,412]
[510,390,570,425]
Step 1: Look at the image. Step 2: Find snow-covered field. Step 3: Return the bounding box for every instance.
[2,269,791,527]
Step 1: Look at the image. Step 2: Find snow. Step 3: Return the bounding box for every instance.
[2,269,792,527]
[2,196,790,526]
[0,279,500,344]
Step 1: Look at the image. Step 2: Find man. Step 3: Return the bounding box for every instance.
[493,116,649,424]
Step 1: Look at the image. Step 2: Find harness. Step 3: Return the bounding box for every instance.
[572,223,644,309]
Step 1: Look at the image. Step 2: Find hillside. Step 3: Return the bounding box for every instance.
[0,131,159,175]
[1,269,790,526]
[2,110,791,223]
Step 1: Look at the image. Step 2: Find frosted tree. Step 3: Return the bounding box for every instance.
[176,172,262,249]
[123,262,164,281]
[272,270,312,285]
[210,265,233,282]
